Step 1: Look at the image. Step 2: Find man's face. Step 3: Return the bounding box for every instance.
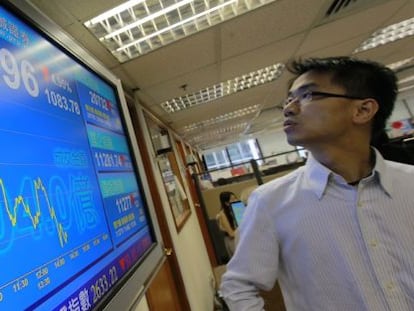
[283,71,356,149]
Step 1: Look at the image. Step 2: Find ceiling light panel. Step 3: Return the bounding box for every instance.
[161,63,284,113]
[387,57,414,71]
[398,85,414,93]
[85,0,277,62]
[354,17,414,53]
[187,123,247,144]
[181,104,259,133]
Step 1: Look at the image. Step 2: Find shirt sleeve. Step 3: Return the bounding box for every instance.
[219,190,279,310]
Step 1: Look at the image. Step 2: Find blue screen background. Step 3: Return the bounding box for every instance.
[0,5,154,311]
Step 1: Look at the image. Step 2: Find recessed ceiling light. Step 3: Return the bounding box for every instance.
[398,75,414,85]
[161,63,284,113]
[181,104,260,133]
[398,84,414,92]
[84,0,277,62]
[387,57,414,71]
[187,123,247,144]
[354,17,414,53]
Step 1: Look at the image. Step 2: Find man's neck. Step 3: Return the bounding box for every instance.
[309,145,374,184]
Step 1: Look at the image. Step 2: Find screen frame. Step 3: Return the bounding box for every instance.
[4,1,165,310]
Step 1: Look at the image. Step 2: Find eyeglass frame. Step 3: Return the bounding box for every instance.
[283,90,366,108]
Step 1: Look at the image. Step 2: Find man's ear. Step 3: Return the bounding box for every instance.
[353,98,379,125]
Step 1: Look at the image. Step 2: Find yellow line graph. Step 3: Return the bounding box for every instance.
[0,177,68,247]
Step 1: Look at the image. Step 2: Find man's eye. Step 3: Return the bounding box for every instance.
[299,92,312,102]
[284,97,294,106]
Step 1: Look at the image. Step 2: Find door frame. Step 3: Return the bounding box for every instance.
[128,101,191,311]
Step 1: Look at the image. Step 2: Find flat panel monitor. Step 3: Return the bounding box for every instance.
[0,2,164,310]
[230,201,246,227]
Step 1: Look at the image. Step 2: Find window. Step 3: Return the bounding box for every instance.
[227,144,243,164]
[203,139,261,170]
[216,149,230,166]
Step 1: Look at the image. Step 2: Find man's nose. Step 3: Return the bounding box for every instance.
[283,98,299,116]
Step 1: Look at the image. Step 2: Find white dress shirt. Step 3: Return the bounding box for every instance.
[220,150,414,311]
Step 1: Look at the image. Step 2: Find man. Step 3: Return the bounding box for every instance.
[220,56,414,310]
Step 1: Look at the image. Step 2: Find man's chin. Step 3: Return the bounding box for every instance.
[286,136,303,147]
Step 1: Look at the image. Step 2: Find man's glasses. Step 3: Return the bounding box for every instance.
[283,90,365,107]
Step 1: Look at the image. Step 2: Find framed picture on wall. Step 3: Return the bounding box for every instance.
[144,112,191,232]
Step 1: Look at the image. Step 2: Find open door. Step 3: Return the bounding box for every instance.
[146,259,182,310]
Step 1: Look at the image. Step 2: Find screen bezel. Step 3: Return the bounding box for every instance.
[4,1,165,310]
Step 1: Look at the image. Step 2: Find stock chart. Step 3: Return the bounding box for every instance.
[0,5,153,310]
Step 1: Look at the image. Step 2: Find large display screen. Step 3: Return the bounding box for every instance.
[0,4,156,310]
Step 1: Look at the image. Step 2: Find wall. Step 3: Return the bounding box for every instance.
[137,107,215,311]
[133,297,150,311]
[256,130,292,158]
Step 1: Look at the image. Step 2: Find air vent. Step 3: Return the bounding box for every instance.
[325,0,357,17]
[318,0,388,23]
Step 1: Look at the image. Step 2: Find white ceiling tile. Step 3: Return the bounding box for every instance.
[220,0,323,59]
[120,28,218,89]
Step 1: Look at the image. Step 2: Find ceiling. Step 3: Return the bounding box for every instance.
[29,0,414,151]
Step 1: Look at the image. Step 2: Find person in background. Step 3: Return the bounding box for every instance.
[216,191,238,258]
[220,56,414,310]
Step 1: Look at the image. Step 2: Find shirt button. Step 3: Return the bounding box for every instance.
[369,240,378,248]
[386,282,395,291]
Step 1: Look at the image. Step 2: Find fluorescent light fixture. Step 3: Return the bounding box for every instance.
[387,57,414,71]
[103,0,194,40]
[117,0,237,52]
[398,84,414,92]
[85,0,146,26]
[354,17,414,53]
[188,123,247,143]
[182,105,260,133]
[398,75,414,85]
[387,58,414,93]
[85,0,276,62]
[161,63,284,113]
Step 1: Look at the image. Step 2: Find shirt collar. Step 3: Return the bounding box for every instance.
[372,148,393,196]
[304,148,393,199]
[304,154,331,200]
